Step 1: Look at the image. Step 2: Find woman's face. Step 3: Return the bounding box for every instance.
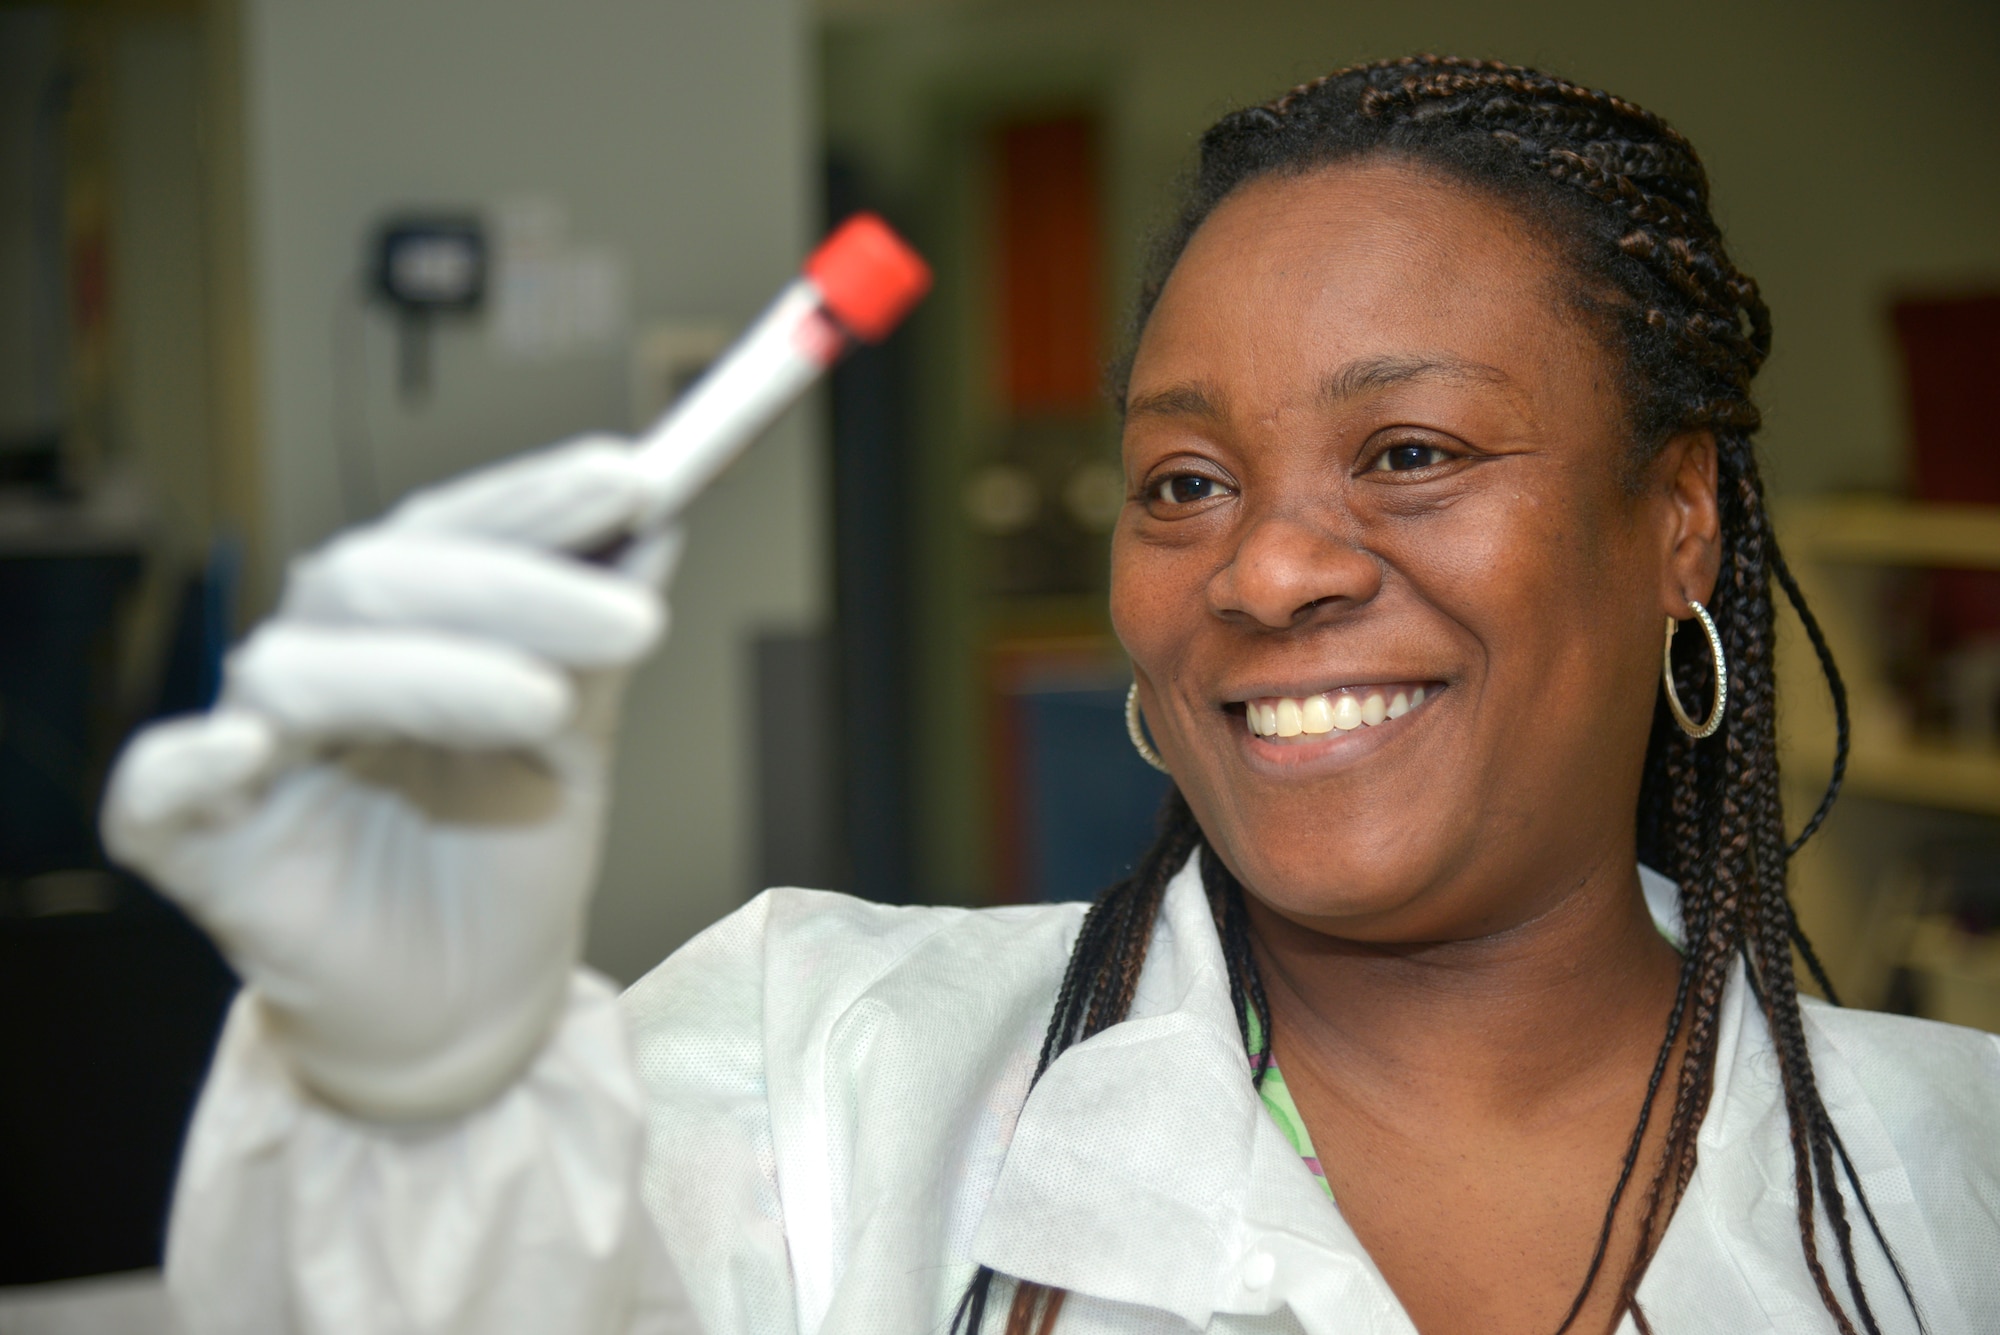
[1112,159,1719,943]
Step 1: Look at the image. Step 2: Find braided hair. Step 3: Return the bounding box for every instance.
[956,56,1910,1335]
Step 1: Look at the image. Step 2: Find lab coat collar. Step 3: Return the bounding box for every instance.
[970,859,1413,1331]
[971,864,1706,1332]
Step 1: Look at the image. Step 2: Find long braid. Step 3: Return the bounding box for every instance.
[960,54,1907,1334]
[1727,503,1857,1326]
[1769,539,1853,1002]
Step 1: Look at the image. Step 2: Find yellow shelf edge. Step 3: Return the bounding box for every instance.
[1777,498,2000,570]
[1787,736,2000,818]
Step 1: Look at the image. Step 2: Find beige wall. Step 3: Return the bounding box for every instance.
[237,0,822,981]
[110,18,211,552]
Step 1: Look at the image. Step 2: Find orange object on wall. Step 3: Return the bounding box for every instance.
[995,115,1103,416]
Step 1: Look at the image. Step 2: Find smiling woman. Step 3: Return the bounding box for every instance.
[117,53,1996,1335]
[967,57,1966,1335]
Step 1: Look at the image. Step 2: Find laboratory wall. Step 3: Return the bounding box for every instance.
[236,0,822,984]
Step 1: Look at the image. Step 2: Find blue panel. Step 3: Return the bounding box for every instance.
[1019,687,1174,902]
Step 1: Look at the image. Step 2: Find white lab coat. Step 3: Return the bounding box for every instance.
[166,861,2000,1334]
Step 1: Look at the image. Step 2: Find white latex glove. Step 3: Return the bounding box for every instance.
[104,436,678,1122]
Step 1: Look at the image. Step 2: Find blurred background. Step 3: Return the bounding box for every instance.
[1,0,1995,1322]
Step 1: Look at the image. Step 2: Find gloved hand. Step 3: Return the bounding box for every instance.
[104,437,677,1122]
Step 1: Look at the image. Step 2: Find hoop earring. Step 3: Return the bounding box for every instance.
[1663,599,1727,740]
[1126,682,1170,774]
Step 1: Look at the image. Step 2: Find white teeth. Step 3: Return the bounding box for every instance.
[1247,685,1432,739]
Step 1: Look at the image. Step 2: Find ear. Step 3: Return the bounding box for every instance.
[1654,429,1721,615]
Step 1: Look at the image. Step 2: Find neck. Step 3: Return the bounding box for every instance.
[1247,855,1682,1127]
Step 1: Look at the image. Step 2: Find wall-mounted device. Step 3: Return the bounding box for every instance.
[370,214,486,402]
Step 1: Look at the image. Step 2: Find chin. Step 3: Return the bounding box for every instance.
[1208,826,1467,939]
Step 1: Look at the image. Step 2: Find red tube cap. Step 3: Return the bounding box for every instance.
[804,212,932,343]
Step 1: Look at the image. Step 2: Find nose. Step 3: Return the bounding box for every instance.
[1208,509,1383,628]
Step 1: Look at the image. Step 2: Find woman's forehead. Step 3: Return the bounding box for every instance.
[1132,161,1597,405]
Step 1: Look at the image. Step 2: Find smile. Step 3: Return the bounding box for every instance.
[1240,683,1435,741]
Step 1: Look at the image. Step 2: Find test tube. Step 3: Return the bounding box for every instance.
[630,212,931,526]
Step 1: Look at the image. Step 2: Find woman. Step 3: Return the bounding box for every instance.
[109,57,1995,1335]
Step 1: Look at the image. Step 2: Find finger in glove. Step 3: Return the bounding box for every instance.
[282,529,662,668]
[225,623,575,749]
[102,708,279,843]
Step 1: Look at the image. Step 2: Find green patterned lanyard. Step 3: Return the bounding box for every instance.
[1246,1008,1333,1198]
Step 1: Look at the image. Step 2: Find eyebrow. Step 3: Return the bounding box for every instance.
[1125,354,1510,423]
[1320,354,1511,402]
[1124,382,1225,421]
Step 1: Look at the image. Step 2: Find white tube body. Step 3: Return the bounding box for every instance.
[630,277,841,525]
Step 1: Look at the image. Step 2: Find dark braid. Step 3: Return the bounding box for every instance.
[958,55,1911,1334]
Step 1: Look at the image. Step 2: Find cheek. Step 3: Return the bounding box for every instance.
[1109,528,1204,675]
[1415,478,1634,655]
[1411,487,1660,778]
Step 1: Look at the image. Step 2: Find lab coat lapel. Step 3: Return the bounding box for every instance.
[1231,1095,1421,1335]
[971,862,1410,1331]
[971,860,1256,1326]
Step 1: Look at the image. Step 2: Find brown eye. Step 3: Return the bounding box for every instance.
[1371,443,1451,472]
[1152,474,1225,505]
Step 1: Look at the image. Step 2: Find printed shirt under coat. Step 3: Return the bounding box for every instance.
[166,861,2000,1334]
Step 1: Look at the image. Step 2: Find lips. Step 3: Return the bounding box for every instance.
[1240,683,1433,740]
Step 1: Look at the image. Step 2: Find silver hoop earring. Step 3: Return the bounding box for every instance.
[1126,682,1170,774]
[1663,599,1727,740]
